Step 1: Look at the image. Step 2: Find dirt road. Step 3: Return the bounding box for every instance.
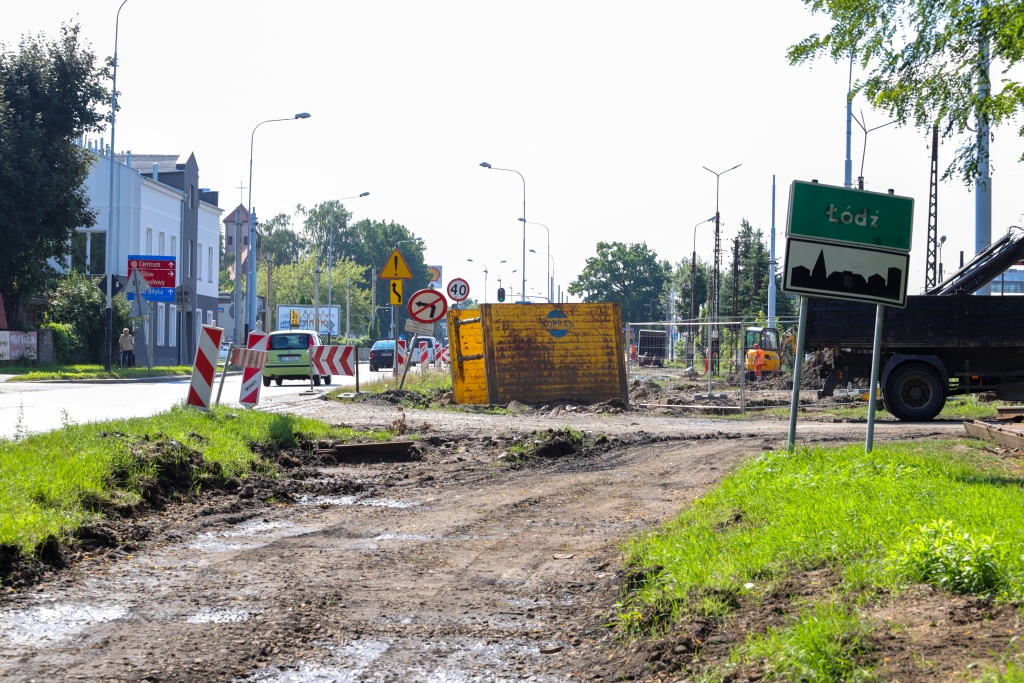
[0,401,959,682]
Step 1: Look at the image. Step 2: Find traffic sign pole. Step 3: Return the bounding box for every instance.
[398,334,418,391]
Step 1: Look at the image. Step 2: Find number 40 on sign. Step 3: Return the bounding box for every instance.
[447,278,469,302]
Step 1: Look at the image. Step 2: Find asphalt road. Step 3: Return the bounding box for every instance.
[0,362,394,440]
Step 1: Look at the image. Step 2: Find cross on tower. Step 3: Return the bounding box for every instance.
[235,181,247,207]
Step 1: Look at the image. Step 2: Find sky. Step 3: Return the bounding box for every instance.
[4,1,1023,307]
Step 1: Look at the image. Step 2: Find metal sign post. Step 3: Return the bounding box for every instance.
[398,334,419,391]
[865,305,885,453]
[787,297,809,452]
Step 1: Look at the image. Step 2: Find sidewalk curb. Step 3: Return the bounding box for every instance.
[3,370,244,385]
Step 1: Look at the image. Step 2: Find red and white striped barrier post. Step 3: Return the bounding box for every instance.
[239,331,269,408]
[436,345,449,365]
[187,325,223,410]
[418,340,429,366]
[394,339,407,376]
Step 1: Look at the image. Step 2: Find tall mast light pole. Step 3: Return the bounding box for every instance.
[480,162,526,302]
[247,112,311,342]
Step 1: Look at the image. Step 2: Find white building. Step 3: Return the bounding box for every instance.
[69,144,223,365]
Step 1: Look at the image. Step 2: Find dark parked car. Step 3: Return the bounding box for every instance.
[368,340,395,372]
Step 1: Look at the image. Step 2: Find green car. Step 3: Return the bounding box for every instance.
[262,329,331,386]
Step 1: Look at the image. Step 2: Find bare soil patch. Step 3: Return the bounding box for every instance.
[0,401,979,682]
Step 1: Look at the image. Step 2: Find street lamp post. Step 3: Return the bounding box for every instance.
[519,219,551,302]
[327,192,370,342]
[467,259,488,302]
[691,216,715,320]
[480,162,526,302]
[702,164,741,374]
[938,234,947,282]
[104,0,130,372]
[528,249,555,302]
[246,112,311,344]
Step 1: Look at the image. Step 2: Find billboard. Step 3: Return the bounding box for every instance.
[276,305,342,336]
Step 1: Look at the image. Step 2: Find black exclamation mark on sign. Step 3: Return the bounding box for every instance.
[394,255,399,274]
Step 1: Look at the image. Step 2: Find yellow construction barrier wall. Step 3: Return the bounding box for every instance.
[447,303,627,405]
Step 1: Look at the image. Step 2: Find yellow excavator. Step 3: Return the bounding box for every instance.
[743,326,793,380]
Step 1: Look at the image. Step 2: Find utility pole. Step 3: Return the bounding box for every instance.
[925,125,940,291]
[266,256,273,331]
[233,206,243,343]
[732,238,739,318]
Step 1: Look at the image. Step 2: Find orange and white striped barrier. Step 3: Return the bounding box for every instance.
[187,325,223,410]
[230,347,269,369]
[238,331,269,408]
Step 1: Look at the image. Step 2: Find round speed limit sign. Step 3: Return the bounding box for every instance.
[446,278,470,302]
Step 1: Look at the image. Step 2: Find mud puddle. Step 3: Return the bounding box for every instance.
[0,600,128,645]
[246,635,567,683]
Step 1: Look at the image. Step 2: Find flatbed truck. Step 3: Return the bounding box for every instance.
[804,227,1024,421]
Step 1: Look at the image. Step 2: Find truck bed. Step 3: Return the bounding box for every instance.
[805,294,1024,351]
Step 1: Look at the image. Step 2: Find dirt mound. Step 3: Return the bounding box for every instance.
[628,379,666,402]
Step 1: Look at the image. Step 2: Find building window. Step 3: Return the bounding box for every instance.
[146,228,153,254]
[159,231,166,255]
[169,304,177,347]
[197,242,203,280]
[171,236,177,262]
[208,246,214,282]
[226,233,233,247]
[189,185,195,211]
[157,302,166,346]
[186,240,194,278]
[206,310,214,326]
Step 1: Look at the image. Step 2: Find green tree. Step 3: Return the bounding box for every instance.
[669,256,711,321]
[0,24,109,326]
[347,218,430,340]
[788,0,1024,184]
[567,242,672,322]
[300,200,353,263]
[259,256,371,338]
[259,212,305,266]
[45,271,130,363]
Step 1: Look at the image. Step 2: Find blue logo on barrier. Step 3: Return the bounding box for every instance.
[544,309,573,338]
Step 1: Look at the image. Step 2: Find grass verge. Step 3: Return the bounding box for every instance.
[330,365,453,408]
[0,405,390,556]
[617,438,1024,680]
[763,394,1001,422]
[5,363,193,381]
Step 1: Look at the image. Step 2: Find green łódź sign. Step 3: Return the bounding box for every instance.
[787,181,914,253]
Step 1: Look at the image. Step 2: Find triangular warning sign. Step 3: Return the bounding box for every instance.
[379,248,414,280]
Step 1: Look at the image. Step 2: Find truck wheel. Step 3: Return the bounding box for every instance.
[262,376,270,388]
[884,363,946,421]
[313,375,321,386]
